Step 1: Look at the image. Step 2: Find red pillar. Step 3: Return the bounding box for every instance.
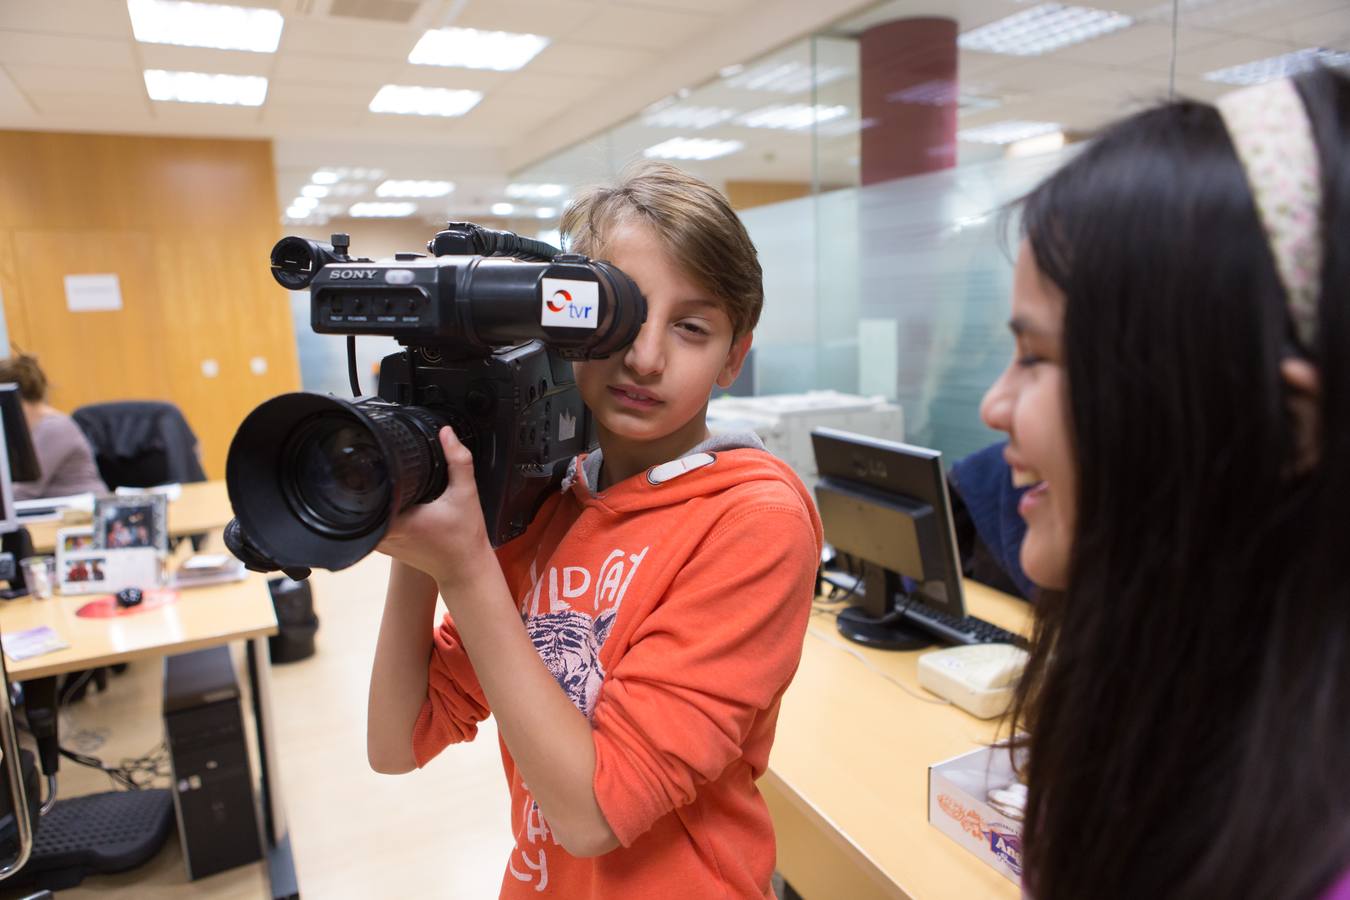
[859,17,958,185]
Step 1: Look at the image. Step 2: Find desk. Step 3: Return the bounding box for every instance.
[764,580,1032,900]
[1,526,298,899]
[24,480,233,555]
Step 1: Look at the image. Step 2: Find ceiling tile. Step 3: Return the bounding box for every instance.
[606,0,753,12]
[281,17,418,61]
[389,63,506,91]
[579,5,718,50]
[0,31,135,69]
[494,70,608,102]
[1245,4,1350,48]
[150,103,266,128]
[268,80,374,108]
[450,0,607,39]
[6,64,145,97]
[1155,35,1314,76]
[262,100,367,129]
[526,41,656,78]
[0,68,34,117]
[0,0,132,39]
[271,53,399,86]
[27,92,149,117]
[137,44,275,77]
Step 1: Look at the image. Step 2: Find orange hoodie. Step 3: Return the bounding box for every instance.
[412,436,823,898]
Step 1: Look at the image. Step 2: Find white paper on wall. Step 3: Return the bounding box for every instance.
[64,274,123,312]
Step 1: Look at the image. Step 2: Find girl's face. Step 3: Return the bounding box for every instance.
[979,241,1076,590]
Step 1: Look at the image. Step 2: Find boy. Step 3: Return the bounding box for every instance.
[367,161,822,898]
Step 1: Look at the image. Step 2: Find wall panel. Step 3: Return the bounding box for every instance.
[0,130,298,478]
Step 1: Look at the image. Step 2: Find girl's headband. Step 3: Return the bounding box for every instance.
[1215,78,1323,348]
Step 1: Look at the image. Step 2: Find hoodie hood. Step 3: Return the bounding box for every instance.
[562,430,819,525]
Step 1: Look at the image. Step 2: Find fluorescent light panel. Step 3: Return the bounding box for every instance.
[643,105,738,129]
[376,180,454,198]
[408,27,549,71]
[491,203,516,216]
[505,183,565,200]
[1204,47,1350,85]
[643,137,744,161]
[738,103,848,130]
[959,4,1132,56]
[349,202,417,218]
[370,85,482,117]
[723,61,851,93]
[127,0,284,52]
[959,120,1062,144]
[143,69,268,105]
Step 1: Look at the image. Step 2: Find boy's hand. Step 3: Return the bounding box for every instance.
[376,426,493,586]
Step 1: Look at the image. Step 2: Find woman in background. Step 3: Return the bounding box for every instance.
[0,353,107,499]
[979,68,1349,899]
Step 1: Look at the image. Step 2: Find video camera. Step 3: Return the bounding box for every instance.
[224,223,646,579]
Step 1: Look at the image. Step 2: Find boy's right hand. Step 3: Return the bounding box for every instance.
[376,426,493,588]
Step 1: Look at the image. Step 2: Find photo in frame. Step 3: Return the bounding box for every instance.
[93,494,168,554]
[55,525,95,555]
[57,547,161,595]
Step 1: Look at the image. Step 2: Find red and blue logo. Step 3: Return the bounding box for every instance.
[547,289,571,313]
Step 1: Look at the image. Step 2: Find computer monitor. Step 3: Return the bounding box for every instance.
[0,384,39,483]
[811,427,965,650]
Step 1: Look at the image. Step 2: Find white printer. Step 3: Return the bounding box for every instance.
[706,390,905,490]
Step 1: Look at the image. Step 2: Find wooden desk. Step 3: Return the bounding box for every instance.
[764,581,1033,900]
[1,488,299,900]
[24,480,233,555]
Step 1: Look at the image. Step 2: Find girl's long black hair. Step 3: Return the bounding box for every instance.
[1010,67,1350,900]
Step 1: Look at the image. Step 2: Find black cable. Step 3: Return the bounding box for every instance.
[347,335,361,396]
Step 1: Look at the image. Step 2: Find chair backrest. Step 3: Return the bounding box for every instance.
[71,401,207,491]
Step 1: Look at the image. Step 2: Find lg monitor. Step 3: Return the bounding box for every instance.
[812,427,1025,651]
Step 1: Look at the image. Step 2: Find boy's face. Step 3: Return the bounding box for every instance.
[574,221,751,467]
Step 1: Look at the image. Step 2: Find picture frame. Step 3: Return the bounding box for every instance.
[58,547,161,596]
[55,525,95,555]
[93,494,168,554]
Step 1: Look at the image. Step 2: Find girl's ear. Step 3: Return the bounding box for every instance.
[716,333,753,390]
[1280,358,1321,474]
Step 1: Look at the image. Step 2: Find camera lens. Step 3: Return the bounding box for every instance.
[227,393,450,571]
[286,417,391,537]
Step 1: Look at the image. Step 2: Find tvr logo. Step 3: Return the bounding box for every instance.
[540,278,599,330]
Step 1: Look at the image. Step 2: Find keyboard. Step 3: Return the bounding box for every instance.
[901,603,1028,649]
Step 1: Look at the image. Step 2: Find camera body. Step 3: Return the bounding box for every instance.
[224,226,645,575]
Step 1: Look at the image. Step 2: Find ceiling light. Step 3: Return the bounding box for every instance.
[285,205,311,219]
[408,27,549,71]
[643,137,744,161]
[301,185,329,198]
[369,85,482,117]
[349,202,417,218]
[958,120,1063,144]
[127,0,284,53]
[143,70,268,105]
[536,207,557,219]
[1204,47,1350,85]
[723,61,851,93]
[491,202,516,216]
[643,105,738,129]
[292,196,318,210]
[505,183,565,200]
[958,4,1132,56]
[311,170,340,185]
[375,179,454,198]
[719,63,746,79]
[737,103,848,130]
[1006,130,1067,157]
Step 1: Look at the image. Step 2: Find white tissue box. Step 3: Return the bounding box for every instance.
[928,743,1025,885]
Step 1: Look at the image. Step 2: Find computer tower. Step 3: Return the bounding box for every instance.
[163,646,262,879]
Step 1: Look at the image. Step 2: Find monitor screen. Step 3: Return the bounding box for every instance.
[811,427,966,648]
[0,384,40,483]
[0,395,17,538]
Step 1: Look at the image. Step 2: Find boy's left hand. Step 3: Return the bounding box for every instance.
[376,426,493,587]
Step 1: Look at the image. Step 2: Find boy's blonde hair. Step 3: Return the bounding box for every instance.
[560,161,763,338]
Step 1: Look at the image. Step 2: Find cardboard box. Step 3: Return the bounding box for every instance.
[928,743,1025,885]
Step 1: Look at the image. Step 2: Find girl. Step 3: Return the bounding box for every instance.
[980,68,1350,900]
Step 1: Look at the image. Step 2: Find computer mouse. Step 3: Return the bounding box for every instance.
[115,586,144,608]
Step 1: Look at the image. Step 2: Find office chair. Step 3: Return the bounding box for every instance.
[70,401,207,491]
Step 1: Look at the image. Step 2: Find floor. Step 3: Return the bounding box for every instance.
[1,550,516,899]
